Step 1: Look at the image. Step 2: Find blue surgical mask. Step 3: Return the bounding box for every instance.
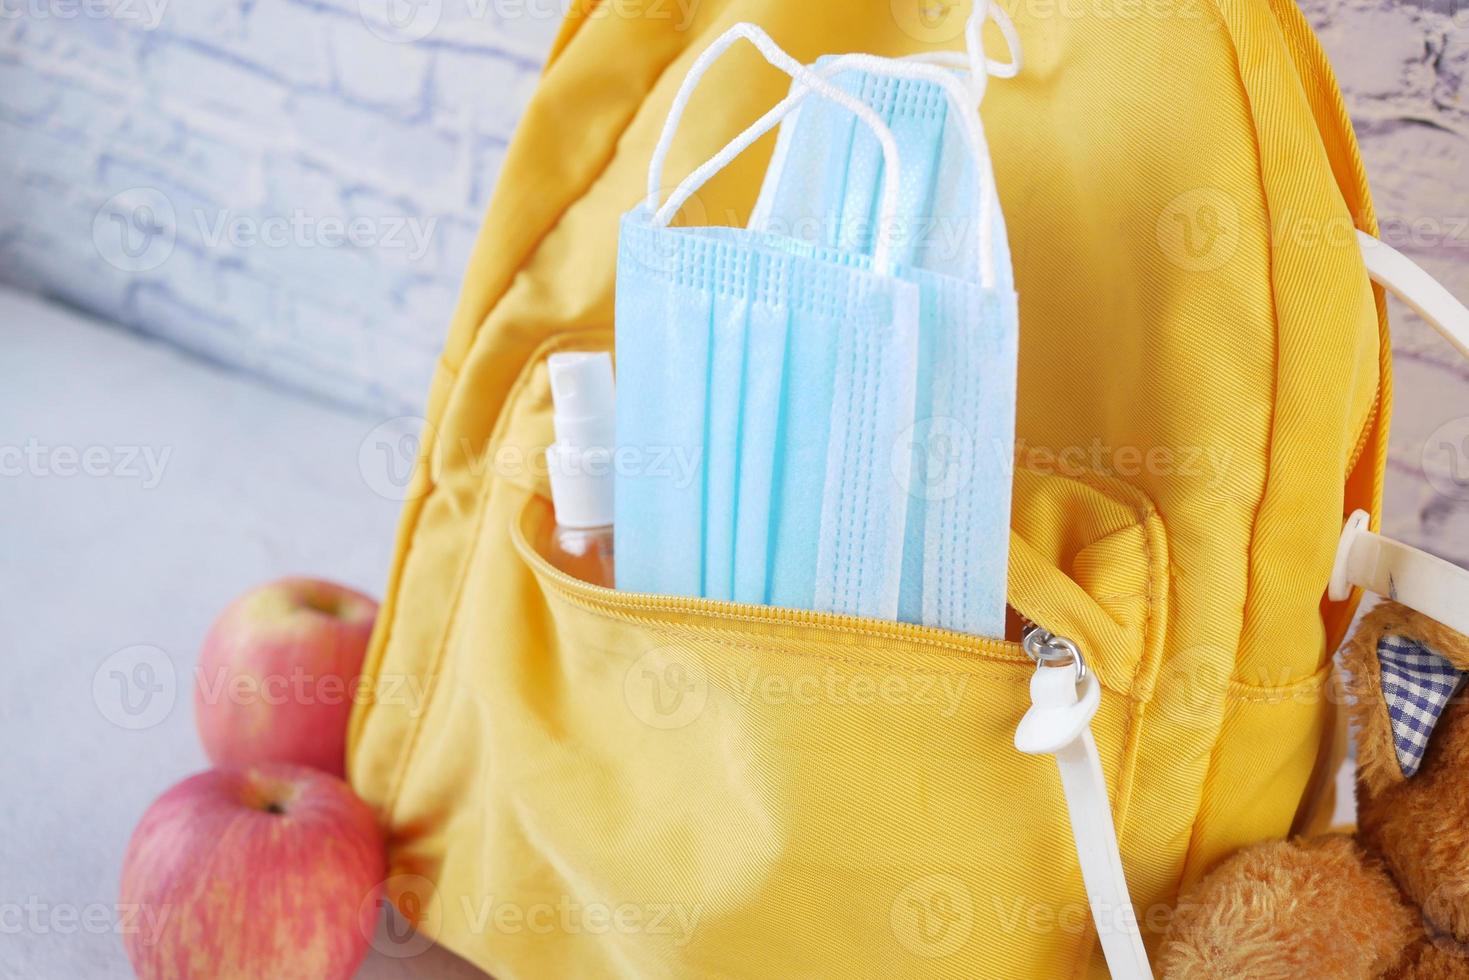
[615,25,922,620]
[747,50,1021,638]
[615,20,1021,639]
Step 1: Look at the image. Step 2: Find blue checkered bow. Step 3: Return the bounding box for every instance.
[1378,635,1466,778]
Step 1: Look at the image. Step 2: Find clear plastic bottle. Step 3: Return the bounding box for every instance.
[544,352,616,587]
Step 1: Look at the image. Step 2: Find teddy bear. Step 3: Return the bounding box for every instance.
[1159,601,1469,979]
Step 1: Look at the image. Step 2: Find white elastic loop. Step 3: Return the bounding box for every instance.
[904,1,1022,103]
[977,1,1022,78]
[794,52,1001,290]
[1359,230,1469,361]
[645,24,904,274]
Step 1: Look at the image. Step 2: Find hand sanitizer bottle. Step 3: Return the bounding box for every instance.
[545,352,615,586]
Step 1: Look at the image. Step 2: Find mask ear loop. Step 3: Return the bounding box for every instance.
[798,52,1005,292]
[645,23,905,276]
[903,1,1022,94]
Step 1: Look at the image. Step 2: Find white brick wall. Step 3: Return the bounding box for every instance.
[1303,0,1469,565]
[0,1,1466,565]
[0,0,558,414]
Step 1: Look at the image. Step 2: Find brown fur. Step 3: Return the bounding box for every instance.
[1160,602,1469,979]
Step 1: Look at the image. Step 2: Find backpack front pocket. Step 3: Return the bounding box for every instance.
[368,332,1167,980]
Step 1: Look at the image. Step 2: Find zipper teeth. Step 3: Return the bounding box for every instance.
[521,522,1025,661]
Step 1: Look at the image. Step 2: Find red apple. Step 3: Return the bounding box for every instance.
[120,764,386,980]
[195,578,378,777]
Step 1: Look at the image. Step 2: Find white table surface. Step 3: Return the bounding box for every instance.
[0,287,488,979]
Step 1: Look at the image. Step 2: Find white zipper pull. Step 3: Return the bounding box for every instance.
[1016,627,1151,979]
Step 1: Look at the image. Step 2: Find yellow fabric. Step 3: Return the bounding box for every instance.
[347,1,1388,976]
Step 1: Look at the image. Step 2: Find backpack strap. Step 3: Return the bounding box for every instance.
[1358,231,1469,360]
[1331,235,1469,633]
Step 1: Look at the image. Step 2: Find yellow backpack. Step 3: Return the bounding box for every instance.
[347,0,1391,975]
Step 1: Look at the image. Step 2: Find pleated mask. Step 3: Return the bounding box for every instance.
[743,12,1023,637]
[614,24,922,620]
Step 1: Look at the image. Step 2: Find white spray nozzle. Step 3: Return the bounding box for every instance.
[546,352,615,529]
[550,353,615,434]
